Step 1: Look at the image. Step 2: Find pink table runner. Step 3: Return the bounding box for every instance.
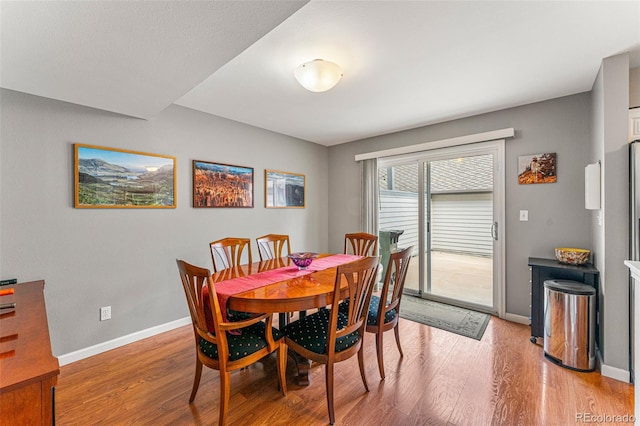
[203,254,361,332]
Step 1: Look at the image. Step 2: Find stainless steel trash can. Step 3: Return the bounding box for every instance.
[543,279,595,371]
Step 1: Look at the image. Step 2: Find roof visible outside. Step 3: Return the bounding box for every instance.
[379,154,493,193]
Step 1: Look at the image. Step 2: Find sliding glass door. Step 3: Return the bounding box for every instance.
[378,141,503,314]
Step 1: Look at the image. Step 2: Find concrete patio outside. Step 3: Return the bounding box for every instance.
[402,250,493,307]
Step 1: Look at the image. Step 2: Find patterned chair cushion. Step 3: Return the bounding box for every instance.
[227,309,254,322]
[284,308,360,355]
[366,295,397,326]
[339,295,397,326]
[199,322,283,361]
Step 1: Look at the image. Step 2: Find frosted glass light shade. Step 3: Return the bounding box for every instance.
[294,59,343,92]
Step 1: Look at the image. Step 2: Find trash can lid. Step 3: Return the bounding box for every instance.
[381,229,404,236]
[543,279,595,295]
[380,229,404,243]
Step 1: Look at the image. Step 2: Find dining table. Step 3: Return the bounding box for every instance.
[210,253,362,385]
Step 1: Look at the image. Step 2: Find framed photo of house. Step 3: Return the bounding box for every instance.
[265,169,305,208]
[74,144,176,208]
[193,160,254,208]
[518,153,557,184]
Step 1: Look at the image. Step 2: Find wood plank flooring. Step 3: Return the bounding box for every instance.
[55,316,633,425]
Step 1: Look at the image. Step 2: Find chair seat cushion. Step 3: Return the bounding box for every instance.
[227,309,254,322]
[199,322,283,361]
[366,295,397,326]
[339,295,397,326]
[284,308,360,355]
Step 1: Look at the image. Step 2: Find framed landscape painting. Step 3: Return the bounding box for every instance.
[74,144,176,208]
[265,169,305,208]
[193,160,254,208]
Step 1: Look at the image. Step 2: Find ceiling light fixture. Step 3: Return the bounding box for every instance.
[294,59,343,92]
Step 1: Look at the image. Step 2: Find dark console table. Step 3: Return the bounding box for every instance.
[528,257,599,344]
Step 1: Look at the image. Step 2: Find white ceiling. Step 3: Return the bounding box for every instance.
[0,1,306,119]
[2,1,639,146]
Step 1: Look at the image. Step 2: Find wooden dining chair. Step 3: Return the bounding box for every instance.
[176,259,287,426]
[257,233,300,323]
[366,246,413,379]
[284,256,380,425]
[256,234,291,261]
[257,256,287,272]
[344,232,378,256]
[209,237,252,273]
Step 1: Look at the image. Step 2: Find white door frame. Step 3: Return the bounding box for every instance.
[377,140,506,317]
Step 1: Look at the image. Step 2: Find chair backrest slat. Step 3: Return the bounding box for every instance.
[176,260,224,344]
[344,232,378,257]
[328,256,379,350]
[256,234,291,261]
[379,246,413,319]
[209,238,252,272]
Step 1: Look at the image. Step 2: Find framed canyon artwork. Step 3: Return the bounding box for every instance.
[193,160,254,208]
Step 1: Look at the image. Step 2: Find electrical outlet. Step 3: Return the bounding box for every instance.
[100,306,111,321]
[519,210,529,221]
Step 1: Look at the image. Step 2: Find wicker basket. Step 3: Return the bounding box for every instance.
[555,248,590,265]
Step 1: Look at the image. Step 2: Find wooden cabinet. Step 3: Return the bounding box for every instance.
[0,280,59,425]
[528,257,599,344]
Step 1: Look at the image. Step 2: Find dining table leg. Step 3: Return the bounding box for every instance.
[290,353,311,386]
[278,312,287,330]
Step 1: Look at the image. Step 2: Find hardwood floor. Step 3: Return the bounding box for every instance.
[56,316,633,425]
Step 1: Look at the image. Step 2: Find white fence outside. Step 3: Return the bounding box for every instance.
[379,190,493,257]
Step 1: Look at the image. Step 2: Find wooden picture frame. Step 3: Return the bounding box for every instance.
[193,160,254,208]
[74,144,176,208]
[517,153,557,184]
[265,169,305,208]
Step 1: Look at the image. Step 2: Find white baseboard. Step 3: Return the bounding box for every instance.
[600,364,629,383]
[57,316,191,366]
[596,349,631,383]
[504,313,530,325]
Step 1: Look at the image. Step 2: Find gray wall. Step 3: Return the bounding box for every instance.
[590,54,630,372]
[328,93,592,319]
[0,89,329,356]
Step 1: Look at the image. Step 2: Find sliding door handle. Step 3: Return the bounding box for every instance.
[491,222,498,240]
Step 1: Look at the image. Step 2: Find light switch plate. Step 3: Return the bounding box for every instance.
[519,210,529,221]
[100,306,111,321]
